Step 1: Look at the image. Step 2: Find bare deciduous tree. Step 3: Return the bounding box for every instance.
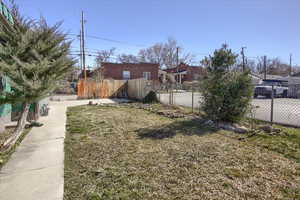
[254,57,291,76]
[117,54,139,63]
[94,38,195,68]
[138,37,195,68]
[95,47,116,67]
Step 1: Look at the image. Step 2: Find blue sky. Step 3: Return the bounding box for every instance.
[14,0,300,67]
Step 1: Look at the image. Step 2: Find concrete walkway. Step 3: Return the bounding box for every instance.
[0,99,120,200]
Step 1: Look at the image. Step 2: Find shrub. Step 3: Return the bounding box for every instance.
[143,91,159,103]
[200,45,253,123]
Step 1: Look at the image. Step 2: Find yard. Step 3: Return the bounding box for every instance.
[64,104,300,200]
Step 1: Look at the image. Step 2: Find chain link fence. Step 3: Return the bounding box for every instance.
[251,83,300,127]
[156,82,300,127]
[157,83,202,113]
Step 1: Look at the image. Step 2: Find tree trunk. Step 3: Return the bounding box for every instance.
[2,103,30,151]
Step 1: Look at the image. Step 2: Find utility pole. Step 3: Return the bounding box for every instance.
[241,47,246,72]
[290,53,292,76]
[81,11,87,81]
[263,55,267,79]
[79,31,83,71]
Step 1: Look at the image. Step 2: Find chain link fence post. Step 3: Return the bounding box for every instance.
[192,86,194,113]
[172,84,174,105]
[159,91,161,102]
[198,85,201,115]
[169,85,171,105]
[271,84,274,126]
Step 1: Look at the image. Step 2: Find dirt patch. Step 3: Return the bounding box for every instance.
[65,105,300,200]
[0,127,31,169]
[0,128,14,148]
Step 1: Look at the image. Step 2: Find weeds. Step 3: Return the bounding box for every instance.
[64,105,300,200]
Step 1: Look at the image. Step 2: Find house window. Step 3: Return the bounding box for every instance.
[143,72,151,80]
[123,71,131,80]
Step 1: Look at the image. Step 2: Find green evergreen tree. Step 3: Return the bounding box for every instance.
[0,6,75,149]
[200,44,253,122]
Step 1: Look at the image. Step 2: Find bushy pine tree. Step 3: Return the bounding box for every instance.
[200,44,253,123]
[0,6,75,149]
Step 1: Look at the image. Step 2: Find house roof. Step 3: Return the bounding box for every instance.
[292,72,300,77]
[101,62,159,67]
[251,73,300,85]
[251,73,288,81]
[288,77,300,84]
[163,63,203,73]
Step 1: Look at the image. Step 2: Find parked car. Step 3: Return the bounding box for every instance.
[254,79,288,98]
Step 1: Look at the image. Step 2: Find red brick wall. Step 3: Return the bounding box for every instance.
[101,63,159,80]
[185,66,205,81]
[164,63,205,82]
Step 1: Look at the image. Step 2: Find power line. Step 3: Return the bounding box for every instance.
[86,35,145,47]
[70,51,121,59]
[70,47,107,52]
[193,52,210,56]
[67,33,145,47]
[69,53,98,57]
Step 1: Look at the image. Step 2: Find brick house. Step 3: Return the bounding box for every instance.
[94,62,160,81]
[164,63,205,83]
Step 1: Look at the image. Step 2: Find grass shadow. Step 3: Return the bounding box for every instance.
[137,118,215,140]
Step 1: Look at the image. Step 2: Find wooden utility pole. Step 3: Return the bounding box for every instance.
[290,53,292,76]
[241,47,246,72]
[263,55,267,79]
[79,31,83,71]
[81,11,87,80]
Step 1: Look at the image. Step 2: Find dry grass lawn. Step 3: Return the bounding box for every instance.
[64,105,300,200]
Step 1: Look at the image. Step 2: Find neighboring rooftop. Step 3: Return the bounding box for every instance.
[101,62,159,66]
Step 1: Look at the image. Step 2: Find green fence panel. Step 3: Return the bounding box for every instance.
[0,104,11,117]
[0,3,3,15]
[2,4,8,19]
[12,103,36,113]
[0,77,12,117]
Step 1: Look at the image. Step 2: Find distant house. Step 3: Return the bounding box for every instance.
[163,63,205,83]
[93,62,160,81]
[78,69,94,79]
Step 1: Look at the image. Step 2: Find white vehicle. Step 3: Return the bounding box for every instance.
[254,79,288,98]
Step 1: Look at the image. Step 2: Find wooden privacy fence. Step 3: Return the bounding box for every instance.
[77,79,127,99]
[78,79,158,100]
[128,79,154,100]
